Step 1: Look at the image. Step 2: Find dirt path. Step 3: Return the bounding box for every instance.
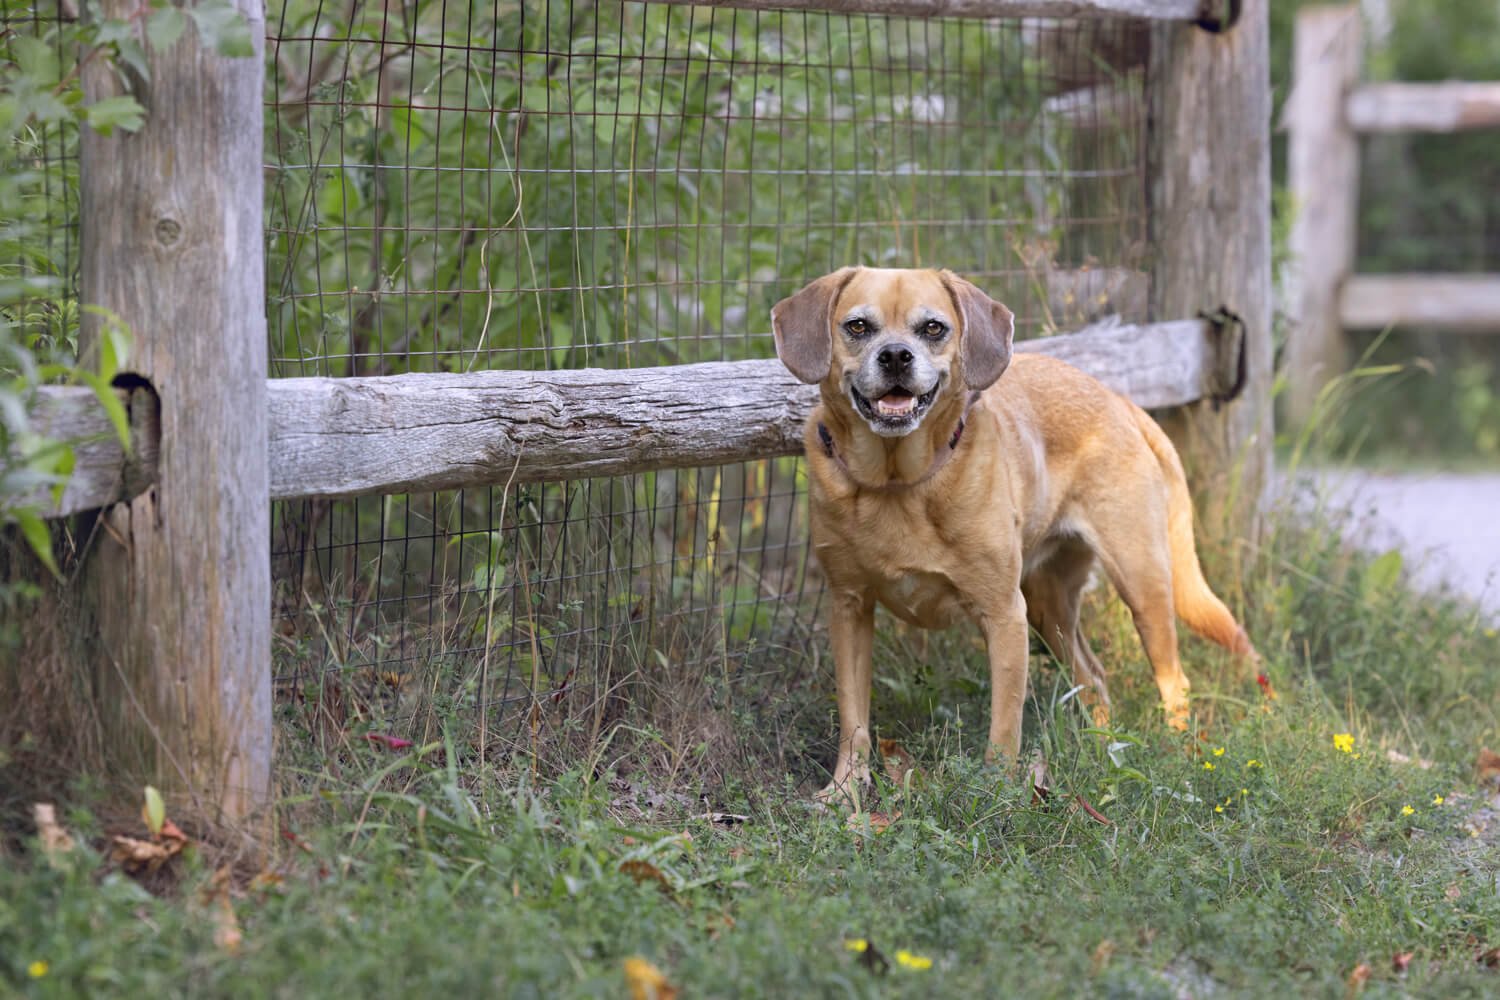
[1303,470,1500,622]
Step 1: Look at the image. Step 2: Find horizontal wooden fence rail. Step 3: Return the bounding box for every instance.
[1341,275,1500,333]
[642,0,1210,20]
[1346,82,1500,134]
[21,317,1227,517]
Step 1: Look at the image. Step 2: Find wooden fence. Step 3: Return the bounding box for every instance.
[1284,4,1500,425]
[21,0,1270,847]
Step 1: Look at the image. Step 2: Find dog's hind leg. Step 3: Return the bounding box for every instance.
[1089,521,1193,731]
[1023,541,1111,724]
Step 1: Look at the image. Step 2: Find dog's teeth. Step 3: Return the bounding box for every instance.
[877,395,916,416]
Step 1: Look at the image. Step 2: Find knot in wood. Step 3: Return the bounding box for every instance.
[154,217,183,247]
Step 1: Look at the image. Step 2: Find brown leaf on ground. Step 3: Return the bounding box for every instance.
[1476,748,1500,786]
[846,811,898,834]
[1092,939,1116,975]
[623,956,678,1000]
[110,834,183,875]
[879,739,921,786]
[1075,795,1112,825]
[1028,752,1052,803]
[1446,883,1463,902]
[33,803,76,865]
[212,892,243,954]
[619,859,673,892]
[1346,962,1372,997]
[1392,952,1414,974]
[1478,946,1500,969]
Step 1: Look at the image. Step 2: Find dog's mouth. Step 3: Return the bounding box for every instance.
[850,382,940,435]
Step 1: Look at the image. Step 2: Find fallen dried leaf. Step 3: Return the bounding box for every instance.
[212,892,243,954]
[620,859,673,892]
[1392,951,1413,974]
[857,938,891,976]
[846,811,898,833]
[623,956,678,1000]
[33,803,75,865]
[110,834,182,874]
[1076,795,1112,825]
[728,845,748,862]
[1446,883,1463,902]
[1092,939,1116,975]
[1479,946,1500,969]
[1346,962,1372,996]
[879,738,921,786]
[1477,748,1500,786]
[249,871,285,893]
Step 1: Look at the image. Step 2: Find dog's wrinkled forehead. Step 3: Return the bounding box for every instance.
[834,268,956,336]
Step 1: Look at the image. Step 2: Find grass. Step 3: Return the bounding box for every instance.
[5,501,1500,999]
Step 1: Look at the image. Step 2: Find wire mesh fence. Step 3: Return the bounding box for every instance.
[8,0,1153,758]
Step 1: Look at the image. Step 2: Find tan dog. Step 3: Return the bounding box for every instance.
[772,267,1256,802]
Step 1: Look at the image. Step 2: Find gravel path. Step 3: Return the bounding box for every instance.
[1301,470,1500,622]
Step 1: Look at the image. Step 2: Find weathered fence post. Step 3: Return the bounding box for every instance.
[1147,0,1273,547]
[1284,4,1362,427]
[75,0,271,841]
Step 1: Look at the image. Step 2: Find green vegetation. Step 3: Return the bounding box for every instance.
[6,504,1500,997]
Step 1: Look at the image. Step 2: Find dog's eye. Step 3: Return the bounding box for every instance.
[921,320,947,339]
[844,319,869,337]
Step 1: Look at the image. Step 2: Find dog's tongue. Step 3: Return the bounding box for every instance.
[876,392,917,416]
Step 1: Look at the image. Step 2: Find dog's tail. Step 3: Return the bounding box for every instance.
[1131,406,1258,660]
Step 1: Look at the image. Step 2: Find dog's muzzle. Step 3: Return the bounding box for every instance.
[848,339,942,436]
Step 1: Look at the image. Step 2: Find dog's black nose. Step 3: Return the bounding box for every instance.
[877,344,914,374]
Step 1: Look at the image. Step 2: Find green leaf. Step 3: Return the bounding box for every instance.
[189,1,256,59]
[11,37,61,87]
[1362,549,1405,600]
[49,447,75,508]
[113,38,151,83]
[144,786,166,836]
[80,372,132,453]
[15,510,60,578]
[146,6,189,53]
[86,96,147,136]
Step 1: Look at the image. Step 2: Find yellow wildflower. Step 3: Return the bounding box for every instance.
[1214,804,1224,814]
[1202,761,1215,771]
[1401,805,1415,816]
[1333,733,1355,753]
[1240,788,1249,796]
[1213,747,1226,757]
[844,939,869,953]
[28,961,48,979]
[895,949,933,971]
[1432,795,1445,806]
[1245,759,1264,769]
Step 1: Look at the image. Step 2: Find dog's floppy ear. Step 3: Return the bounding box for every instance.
[771,267,857,384]
[943,270,1015,391]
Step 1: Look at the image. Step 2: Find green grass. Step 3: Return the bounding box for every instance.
[5,506,1500,998]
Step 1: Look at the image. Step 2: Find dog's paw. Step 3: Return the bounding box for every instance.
[815,772,872,811]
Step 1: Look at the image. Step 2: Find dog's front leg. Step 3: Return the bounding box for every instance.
[982,590,1030,765]
[820,586,875,806]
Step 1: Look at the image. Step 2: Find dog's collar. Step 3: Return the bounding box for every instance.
[816,393,978,492]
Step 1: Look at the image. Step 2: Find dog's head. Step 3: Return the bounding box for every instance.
[771,267,1015,438]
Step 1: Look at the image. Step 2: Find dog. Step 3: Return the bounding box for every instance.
[771,267,1257,803]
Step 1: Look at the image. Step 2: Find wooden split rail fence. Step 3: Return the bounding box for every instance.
[1284,3,1500,424]
[16,0,1270,849]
